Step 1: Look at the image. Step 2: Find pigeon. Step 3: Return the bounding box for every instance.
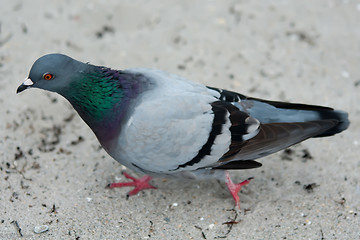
[17,53,350,208]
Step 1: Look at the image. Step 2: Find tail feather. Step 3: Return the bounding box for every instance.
[234,98,349,138]
[313,109,349,137]
[207,87,350,137]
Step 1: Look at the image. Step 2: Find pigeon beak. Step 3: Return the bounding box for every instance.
[17,78,34,93]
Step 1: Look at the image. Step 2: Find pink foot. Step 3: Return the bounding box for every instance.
[108,172,157,198]
[225,171,253,209]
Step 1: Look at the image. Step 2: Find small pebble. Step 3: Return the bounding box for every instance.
[214,18,226,25]
[34,225,49,234]
[86,197,92,202]
[120,166,127,171]
[341,70,350,78]
[171,203,178,207]
[208,223,215,230]
[114,176,122,181]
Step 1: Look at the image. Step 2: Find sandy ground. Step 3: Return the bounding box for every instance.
[1,0,359,239]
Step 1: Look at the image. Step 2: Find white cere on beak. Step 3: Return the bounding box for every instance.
[23,78,34,86]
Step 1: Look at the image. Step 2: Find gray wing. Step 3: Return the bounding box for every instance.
[207,87,348,169]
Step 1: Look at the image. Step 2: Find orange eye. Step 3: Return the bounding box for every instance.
[43,73,53,80]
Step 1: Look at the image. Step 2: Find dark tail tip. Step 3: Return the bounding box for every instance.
[314,110,350,137]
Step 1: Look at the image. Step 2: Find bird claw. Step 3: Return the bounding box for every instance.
[225,171,253,210]
[108,172,157,198]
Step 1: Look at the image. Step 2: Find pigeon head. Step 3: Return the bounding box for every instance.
[17,53,87,94]
[17,53,139,140]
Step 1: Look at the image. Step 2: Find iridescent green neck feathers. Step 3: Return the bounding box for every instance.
[59,67,143,142]
[67,70,124,121]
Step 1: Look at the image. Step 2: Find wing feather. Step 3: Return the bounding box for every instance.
[207,86,340,170]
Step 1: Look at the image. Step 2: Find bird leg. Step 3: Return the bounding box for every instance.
[108,172,157,198]
[225,171,253,209]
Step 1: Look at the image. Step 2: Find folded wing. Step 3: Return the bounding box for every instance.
[207,87,348,170]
